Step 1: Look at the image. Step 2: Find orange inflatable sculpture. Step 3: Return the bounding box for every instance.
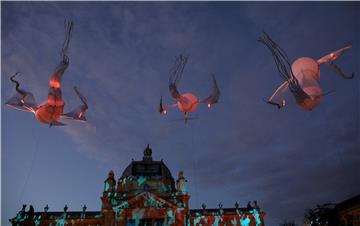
[5,21,88,127]
[159,55,220,123]
[259,31,354,111]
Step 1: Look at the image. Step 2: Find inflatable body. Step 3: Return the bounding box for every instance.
[5,21,88,127]
[159,55,220,123]
[259,31,354,111]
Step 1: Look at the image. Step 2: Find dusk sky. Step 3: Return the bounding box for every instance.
[1,2,359,225]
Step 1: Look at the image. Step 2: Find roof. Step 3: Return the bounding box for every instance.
[10,211,103,223]
[121,145,174,180]
[121,160,174,178]
[336,194,360,211]
[190,208,263,216]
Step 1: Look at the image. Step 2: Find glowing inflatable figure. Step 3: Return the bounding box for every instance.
[159,55,220,123]
[259,31,354,111]
[5,21,88,127]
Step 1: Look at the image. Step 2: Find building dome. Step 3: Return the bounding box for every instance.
[118,145,176,194]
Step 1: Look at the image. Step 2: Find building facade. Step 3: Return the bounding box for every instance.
[10,145,265,226]
[302,194,360,226]
[336,194,360,226]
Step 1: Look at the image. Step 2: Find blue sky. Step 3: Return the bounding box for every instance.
[1,2,359,225]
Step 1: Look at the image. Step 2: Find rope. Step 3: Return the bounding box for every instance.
[16,123,41,209]
[189,110,201,207]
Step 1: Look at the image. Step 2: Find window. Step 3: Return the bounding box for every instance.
[154,219,164,226]
[126,218,164,226]
[139,219,152,226]
[126,219,136,226]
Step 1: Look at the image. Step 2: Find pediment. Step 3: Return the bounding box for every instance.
[114,191,176,209]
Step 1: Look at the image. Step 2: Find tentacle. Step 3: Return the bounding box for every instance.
[61,20,74,64]
[6,72,37,112]
[258,31,293,82]
[169,55,188,100]
[320,90,335,97]
[159,96,165,114]
[264,81,288,109]
[159,96,177,114]
[61,87,88,122]
[258,31,310,103]
[74,86,88,110]
[49,120,66,127]
[317,46,354,79]
[201,74,220,108]
[10,72,26,98]
[326,61,354,79]
[169,54,188,84]
[263,99,285,109]
[317,46,351,64]
[48,20,73,88]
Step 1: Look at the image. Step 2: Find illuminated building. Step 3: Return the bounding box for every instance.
[10,145,265,226]
[336,194,360,226]
[302,194,360,226]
